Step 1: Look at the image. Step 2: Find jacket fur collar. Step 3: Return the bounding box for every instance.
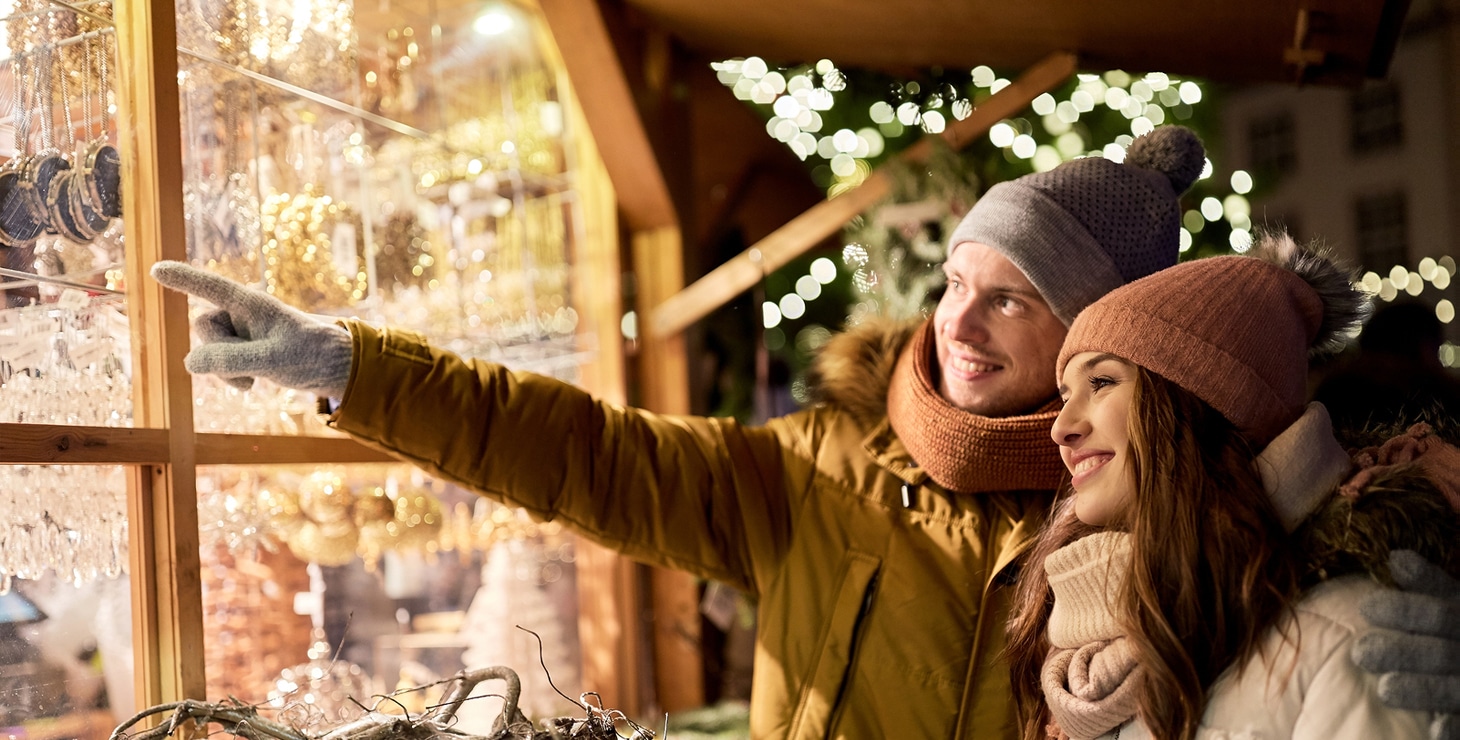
[805,318,920,429]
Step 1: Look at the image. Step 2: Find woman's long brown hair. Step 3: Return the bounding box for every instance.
[1007,367,1303,740]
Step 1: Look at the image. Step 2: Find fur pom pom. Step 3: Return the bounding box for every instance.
[1125,126,1206,193]
[1251,231,1371,357]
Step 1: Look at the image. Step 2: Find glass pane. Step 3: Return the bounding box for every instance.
[195,463,584,733]
[174,0,584,436]
[0,465,133,736]
[0,0,132,427]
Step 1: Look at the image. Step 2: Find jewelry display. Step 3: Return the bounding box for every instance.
[258,184,367,311]
[1,0,119,254]
[0,465,128,595]
[0,296,132,426]
[0,1,600,727]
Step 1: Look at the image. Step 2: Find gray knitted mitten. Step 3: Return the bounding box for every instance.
[150,261,353,398]
[1353,550,1460,740]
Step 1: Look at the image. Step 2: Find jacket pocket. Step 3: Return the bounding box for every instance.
[788,550,882,740]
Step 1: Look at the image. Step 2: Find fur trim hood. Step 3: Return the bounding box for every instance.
[805,318,921,428]
[1298,413,1460,585]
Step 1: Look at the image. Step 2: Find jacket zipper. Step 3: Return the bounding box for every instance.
[826,570,881,737]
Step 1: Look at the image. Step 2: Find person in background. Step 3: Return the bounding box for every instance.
[1007,233,1459,740]
[1313,297,1460,431]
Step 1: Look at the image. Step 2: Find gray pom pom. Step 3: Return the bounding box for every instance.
[1252,230,1371,356]
[1125,126,1206,193]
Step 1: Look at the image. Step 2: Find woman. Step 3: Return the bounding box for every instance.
[1005,233,1460,740]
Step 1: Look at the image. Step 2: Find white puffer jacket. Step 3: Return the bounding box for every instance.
[1109,575,1428,740]
[1092,405,1433,740]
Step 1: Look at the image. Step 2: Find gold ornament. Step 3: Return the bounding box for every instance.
[256,486,302,537]
[288,520,357,566]
[296,469,353,531]
[390,487,442,551]
[259,185,367,312]
[352,485,394,526]
[373,212,435,295]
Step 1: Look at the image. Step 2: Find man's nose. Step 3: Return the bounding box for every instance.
[942,302,991,346]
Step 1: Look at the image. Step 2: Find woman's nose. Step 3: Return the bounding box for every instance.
[1051,404,1086,446]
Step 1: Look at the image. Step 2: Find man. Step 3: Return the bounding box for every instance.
[153,125,1455,739]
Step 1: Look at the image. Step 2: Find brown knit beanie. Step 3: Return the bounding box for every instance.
[948,126,1206,325]
[1057,233,1367,447]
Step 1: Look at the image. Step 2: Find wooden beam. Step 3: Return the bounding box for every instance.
[0,424,169,464]
[194,434,398,465]
[117,0,206,710]
[538,0,677,231]
[648,51,1079,339]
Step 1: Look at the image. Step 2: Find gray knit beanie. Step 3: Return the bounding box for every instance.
[947,126,1206,325]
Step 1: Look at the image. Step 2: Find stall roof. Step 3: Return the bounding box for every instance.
[620,0,1409,85]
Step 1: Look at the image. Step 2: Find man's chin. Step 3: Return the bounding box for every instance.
[941,382,1049,418]
[940,382,1001,416]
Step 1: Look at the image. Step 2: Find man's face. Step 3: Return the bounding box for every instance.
[932,243,1068,416]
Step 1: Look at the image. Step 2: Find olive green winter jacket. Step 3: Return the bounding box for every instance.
[326,319,1054,740]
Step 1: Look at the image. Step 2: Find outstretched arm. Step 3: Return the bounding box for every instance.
[1353,550,1460,740]
[150,261,354,397]
[152,261,795,592]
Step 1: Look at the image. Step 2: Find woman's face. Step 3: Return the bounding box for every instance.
[1052,352,1138,526]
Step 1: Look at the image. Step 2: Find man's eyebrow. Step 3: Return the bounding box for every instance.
[989,283,1043,299]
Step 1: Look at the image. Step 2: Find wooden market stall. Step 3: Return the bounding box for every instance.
[0,0,1407,730]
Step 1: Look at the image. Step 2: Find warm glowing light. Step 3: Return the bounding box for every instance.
[1229,229,1252,252]
[1011,134,1036,159]
[779,294,806,320]
[811,257,837,284]
[762,301,782,329]
[1231,170,1253,194]
[989,122,1015,147]
[796,275,823,301]
[473,8,513,36]
[1201,197,1223,221]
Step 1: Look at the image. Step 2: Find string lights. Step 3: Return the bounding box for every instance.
[1356,255,1458,367]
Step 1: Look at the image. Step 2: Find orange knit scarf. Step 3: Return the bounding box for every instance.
[886,320,1066,494]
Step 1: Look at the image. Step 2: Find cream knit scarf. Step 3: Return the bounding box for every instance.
[885,319,1066,494]
[1042,531,1142,740]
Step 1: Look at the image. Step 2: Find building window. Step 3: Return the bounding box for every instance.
[1351,82,1404,154]
[1248,112,1297,176]
[1354,191,1408,271]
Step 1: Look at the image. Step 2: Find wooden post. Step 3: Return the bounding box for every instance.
[116,0,206,710]
[632,226,705,715]
[538,0,704,714]
[556,57,651,714]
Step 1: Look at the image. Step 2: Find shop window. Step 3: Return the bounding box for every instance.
[1354,190,1409,272]
[1351,82,1404,154]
